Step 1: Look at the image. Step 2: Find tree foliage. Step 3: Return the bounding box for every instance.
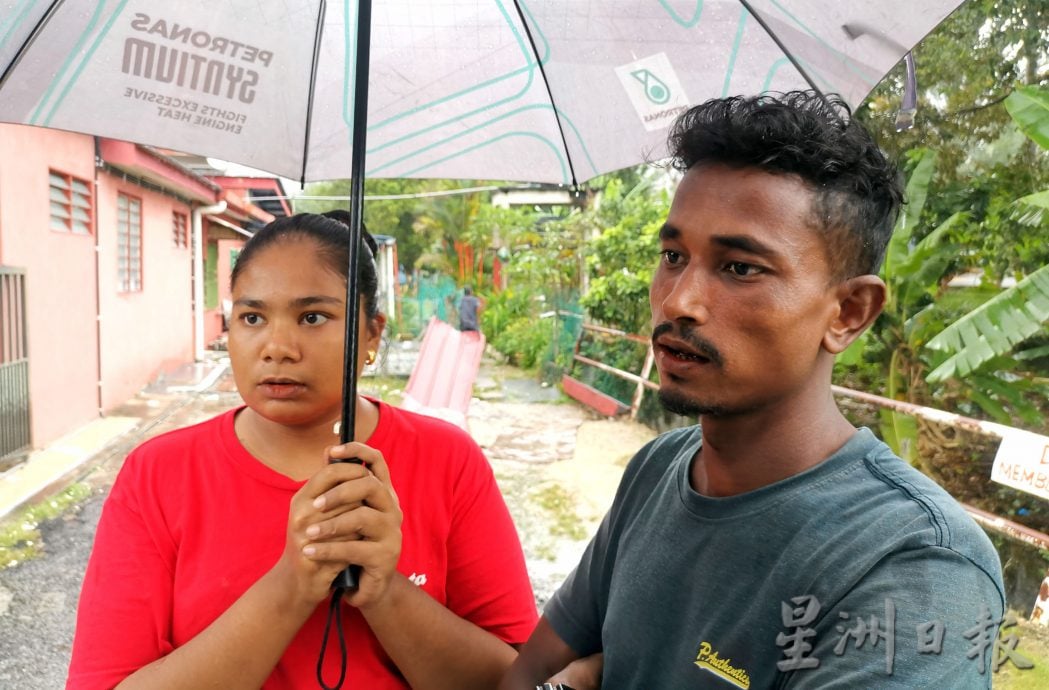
[860,0,1048,172]
[857,0,1049,281]
[294,177,456,270]
[579,175,671,334]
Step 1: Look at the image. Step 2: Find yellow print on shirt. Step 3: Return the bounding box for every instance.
[694,641,751,688]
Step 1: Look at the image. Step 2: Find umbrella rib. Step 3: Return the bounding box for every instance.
[0,0,64,92]
[509,0,579,188]
[737,0,824,97]
[300,1,328,186]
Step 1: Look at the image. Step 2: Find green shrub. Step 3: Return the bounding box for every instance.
[480,289,532,338]
[492,317,552,369]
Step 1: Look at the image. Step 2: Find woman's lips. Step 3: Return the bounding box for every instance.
[258,380,306,399]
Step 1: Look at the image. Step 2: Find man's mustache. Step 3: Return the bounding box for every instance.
[651,322,725,368]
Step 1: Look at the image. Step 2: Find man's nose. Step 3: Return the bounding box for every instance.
[656,268,710,325]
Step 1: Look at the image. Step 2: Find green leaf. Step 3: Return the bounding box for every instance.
[895,212,966,307]
[925,264,1049,382]
[836,329,869,367]
[1016,343,1049,360]
[972,373,1043,426]
[1018,189,1049,209]
[878,409,918,463]
[1005,85,1049,151]
[966,388,1012,425]
[884,149,937,277]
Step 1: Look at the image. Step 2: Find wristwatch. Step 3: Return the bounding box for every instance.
[536,685,576,690]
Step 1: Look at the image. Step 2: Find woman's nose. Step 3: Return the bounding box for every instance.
[260,322,301,362]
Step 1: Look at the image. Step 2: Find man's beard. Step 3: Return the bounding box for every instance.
[652,321,732,418]
[658,387,734,418]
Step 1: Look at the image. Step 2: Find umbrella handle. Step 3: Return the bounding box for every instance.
[331,566,361,592]
[320,0,373,685]
[330,456,363,590]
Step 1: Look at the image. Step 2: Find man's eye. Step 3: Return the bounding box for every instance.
[661,250,682,265]
[241,313,263,326]
[302,313,329,326]
[726,261,760,276]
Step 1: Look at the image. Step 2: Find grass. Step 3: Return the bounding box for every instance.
[994,613,1049,688]
[0,482,93,569]
[532,484,587,541]
[359,374,407,406]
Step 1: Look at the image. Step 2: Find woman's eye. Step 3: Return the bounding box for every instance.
[241,313,263,326]
[726,261,760,276]
[661,250,682,265]
[302,312,329,326]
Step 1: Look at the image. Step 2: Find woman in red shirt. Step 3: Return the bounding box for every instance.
[68,213,537,689]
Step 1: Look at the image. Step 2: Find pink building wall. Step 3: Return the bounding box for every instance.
[1,125,279,451]
[0,126,101,446]
[94,170,195,410]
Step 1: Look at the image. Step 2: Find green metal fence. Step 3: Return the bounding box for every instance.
[396,273,458,338]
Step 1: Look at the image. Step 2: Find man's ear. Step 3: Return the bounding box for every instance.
[823,275,886,354]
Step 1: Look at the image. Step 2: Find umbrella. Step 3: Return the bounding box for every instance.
[0,0,966,440]
[1,1,962,186]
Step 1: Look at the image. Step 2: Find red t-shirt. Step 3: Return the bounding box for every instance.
[68,401,537,689]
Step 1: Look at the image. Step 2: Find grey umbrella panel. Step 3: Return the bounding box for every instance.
[0,0,963,184]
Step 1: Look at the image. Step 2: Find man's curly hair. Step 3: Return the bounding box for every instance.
[667,91,903,278]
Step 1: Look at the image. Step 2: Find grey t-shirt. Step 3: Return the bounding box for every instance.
[459,294,480,331]
[546,427,1005,688]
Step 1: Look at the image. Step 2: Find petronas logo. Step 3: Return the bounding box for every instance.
[616,53,688,132]
[630,68,671,105]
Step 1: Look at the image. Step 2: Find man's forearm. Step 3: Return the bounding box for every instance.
[499,617,583,690]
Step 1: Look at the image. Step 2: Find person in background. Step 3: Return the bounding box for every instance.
[68,213,538,689]
[459,285,484,333]
[500,91,1005,688]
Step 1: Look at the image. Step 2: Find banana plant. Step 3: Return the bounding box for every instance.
[923,86,1049,391]
[837,148,965,461]
[839,84,1049,461]
[924,264,1049,382]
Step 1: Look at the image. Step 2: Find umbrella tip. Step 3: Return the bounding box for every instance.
[894,109,915,132]
[895,52,918,132]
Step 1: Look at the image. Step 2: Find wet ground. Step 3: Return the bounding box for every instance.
[0,355,655,688]
[468,364,655,607]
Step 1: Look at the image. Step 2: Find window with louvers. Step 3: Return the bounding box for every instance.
[173,211,188,248]
[48,170,92,235]
[117,194,143,292]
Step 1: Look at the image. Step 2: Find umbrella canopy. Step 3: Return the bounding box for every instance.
[2,0,963,186]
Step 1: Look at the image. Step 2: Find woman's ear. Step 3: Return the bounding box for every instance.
[365,313,387,350]
[823,275,886,354]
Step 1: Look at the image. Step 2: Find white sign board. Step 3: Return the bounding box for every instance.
[990,427,1049,501]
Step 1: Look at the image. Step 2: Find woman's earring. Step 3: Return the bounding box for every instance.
[366,350,377,365]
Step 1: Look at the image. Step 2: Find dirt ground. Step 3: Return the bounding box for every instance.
[467,390,656,607]
[365,358,657,608]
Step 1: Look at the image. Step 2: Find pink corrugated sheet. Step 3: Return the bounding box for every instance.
[401,317,486,429]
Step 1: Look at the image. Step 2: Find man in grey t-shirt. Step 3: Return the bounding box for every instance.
[459,286,482,332]
[501,91,1004,688]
